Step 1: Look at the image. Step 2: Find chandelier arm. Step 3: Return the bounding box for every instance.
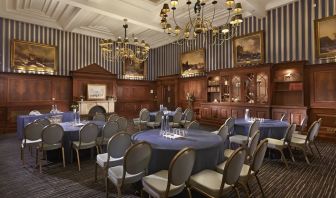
[172,10,179,27]
[187,4,194,30]
[211,3,216,25]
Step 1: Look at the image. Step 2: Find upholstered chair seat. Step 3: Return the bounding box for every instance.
[72,141,96,150]
[108,165,145,185]
[96,153,123,168]
[146,111,164,129]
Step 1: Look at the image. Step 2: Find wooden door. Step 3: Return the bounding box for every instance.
[162,85,175,110]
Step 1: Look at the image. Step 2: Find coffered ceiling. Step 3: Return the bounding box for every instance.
[0,0,295,48]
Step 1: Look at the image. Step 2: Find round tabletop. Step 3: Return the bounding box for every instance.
[132,129,224,174]
[234,119,289,139]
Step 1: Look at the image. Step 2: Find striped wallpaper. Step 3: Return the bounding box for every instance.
[150,0,336,79]
[0,17,156,80]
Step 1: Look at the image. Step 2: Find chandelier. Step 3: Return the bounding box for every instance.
[160,0,243,45]
[99,19,150,63]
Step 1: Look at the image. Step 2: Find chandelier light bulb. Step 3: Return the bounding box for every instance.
[162,3,170,13]
[225,0,235,9]
[171,0,178,8]
[234,3,242,13]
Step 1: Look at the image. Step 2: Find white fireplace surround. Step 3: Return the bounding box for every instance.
[78,100,115,115]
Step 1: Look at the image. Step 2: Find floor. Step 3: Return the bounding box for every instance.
[0,124,336,198]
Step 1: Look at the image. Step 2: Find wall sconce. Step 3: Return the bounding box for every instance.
[150,89,154,94]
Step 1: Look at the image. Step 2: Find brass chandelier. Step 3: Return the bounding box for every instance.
[160,0,243,45]
[99,19,150,63]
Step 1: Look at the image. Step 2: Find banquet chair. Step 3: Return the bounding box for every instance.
[224,131,260,164]
[72,123,99,171]
[218,139,268,198]
[293,116,308,135]
[37,124,65,173]
[175,107,183,113]
[265,124,296,168]
[212,117,235,135]
[97,121,119,153]
[185,120,200,129]
[169,110,183,128]
[21,122,44,165]
[147,111,164,129]
[107,114,119,122]
[116,117,128,132]
[280,114,286,121]
[107,141,152,198]
[134,108,150,131]
[180,108,194,127]
[291,120,322,164]
[142,147,196,198]
[292,118,322,158]
[34,118,51,127]
[229,120,260,149]
[189,147,246,198]
[93,113,106,121]
[216,125,229,142]
[95,133,132,188]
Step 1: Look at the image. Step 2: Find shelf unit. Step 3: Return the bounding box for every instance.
[207,75,221,102]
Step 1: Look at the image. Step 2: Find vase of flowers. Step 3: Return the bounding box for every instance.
[186,92,195,108]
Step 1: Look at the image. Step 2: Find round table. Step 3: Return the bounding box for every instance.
[234,119,289,140]
[132,129,224,174]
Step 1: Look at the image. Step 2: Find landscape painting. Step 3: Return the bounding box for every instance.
[11,39,57,73]
[123,59,146,79]
[233,31,264,67]
[181,49,205,77]
[315,15,336,58]
[87,84,106,100]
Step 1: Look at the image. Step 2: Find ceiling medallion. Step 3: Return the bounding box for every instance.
[160,0,243,45]
[99,19,150,63]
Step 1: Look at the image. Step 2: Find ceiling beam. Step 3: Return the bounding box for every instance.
[60,0,163,32]
[243,0,267,18]
[61,7,82,31]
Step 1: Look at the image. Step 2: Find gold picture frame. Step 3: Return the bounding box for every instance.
[11,39,58,73]
[87,84,107,100]
[180,49,205,77]
[123,59,147,79]
[314,15,336,58]
[233,31,265,67]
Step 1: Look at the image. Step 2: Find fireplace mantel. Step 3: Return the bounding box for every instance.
[78,100,115,115]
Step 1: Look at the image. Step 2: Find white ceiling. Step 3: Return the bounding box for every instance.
[0,0,295,48]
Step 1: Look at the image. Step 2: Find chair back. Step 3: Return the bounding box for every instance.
[283,123,296,144]
[108,114,119,122]
[183,108,191,115]
[107,133,132,159]
[306,121,319,142]
[34,118,51,127]
[299,116,308,131]
[313,118,322,139]
[280,113,286,121]
[139,108,150,122]
[217,125,229,141]
[116,117,128,132]
[155,111,164,123]
[251,139,268,173]
[124,141,152,175]
[102,121,119,140]
[24,122,44,141]
[222,147,246,186]
[79,123,99,143]
[186,120,199,129]
[184,109,194,122]
[248,120,260,138]
[173,111,183,123]
[41,124,64,145]
[93,113,105,121]
[175,107,182,113]
[224,117,235,135]
[168,148,196,186]
[247,131,260,159]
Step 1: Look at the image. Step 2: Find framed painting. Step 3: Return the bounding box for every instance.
[315,15,336,58]
[87,84,107,100]
[123,59,147,79]
[11,39,57,73]
[180,49,205,77]
[233,31,264,67]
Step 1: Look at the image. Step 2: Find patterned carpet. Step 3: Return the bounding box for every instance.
[0,123,335,198]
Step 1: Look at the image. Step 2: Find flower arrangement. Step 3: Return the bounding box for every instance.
[70,103,79,111]
[186,92,195,102]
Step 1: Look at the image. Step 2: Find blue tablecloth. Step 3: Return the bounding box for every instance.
[132,129,224,174]
[17,112,75,139]
[59,121,105,163]
[234,119,289,139]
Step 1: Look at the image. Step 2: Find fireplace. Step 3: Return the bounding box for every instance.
[78,100,115,115]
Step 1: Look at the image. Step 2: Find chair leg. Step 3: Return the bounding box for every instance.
[20,146,24,165]
[255,174,265,198]
[96,146,100,155]
[75,149,81,171]
[308,143,315,156]
[117,185,122,198]
[239,182,250,198]
[246,181,252,195]
[61,147,65,168]
[105,177,109,198]
[233,186,240,198]
[95,163,98,182]
[313,141,322,158]
[186,187,192,198]
[302,147,311,165]
[38,149,42,173]
[279,149,288,169]
[35,148,38,166]
[288,145,295,162]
